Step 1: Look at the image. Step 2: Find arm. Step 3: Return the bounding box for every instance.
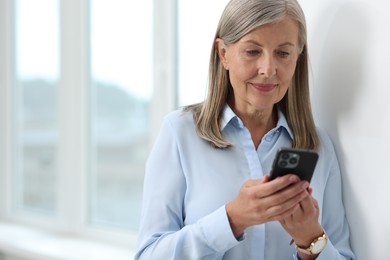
[314,150,355,260]
[134,116,240,260]
[280,135,355,260]
[136,113,318,259]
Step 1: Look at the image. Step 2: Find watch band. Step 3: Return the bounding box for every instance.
[294,233,327,255]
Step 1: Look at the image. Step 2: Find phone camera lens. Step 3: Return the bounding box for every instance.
[279,160,288,167]
[281,153,290,160]
[278,152,300,168]
[289,158,298,164]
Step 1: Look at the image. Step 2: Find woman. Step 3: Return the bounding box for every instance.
[135,0,355,259]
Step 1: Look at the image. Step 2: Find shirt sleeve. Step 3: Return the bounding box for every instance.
[295,132,356,260]
[134,115,241,260]
[316,149,355,260]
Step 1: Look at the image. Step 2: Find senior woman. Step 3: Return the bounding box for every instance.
[135,0,355,259]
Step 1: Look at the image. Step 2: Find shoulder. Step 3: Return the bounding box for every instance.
[157,107,210,154]
[164,108,195,129]
[148,108,197,161]
[160,108,197,141]
[316,127,338,162]
[310,127,343,196]
[316,127,333,148]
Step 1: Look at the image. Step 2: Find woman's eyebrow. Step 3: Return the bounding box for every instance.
[242,39,296,48]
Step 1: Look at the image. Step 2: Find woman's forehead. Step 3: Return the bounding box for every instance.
[237,18,300,47]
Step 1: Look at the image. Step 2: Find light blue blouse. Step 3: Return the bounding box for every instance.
[135,105,355,260]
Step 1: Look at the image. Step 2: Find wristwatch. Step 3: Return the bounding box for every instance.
[295,233,328,255]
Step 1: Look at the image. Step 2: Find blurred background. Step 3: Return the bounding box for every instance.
[1,0,390,259]
[0,0,229,259]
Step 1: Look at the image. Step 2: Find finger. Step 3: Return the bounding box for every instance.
[243,175,269,188]
[274,202,301,222]
[311,197,319,210]
[256,174,302,197]
[263,180,309,206]
[262,175,270,182]
[265,189,308,219]
[297,192,317,215]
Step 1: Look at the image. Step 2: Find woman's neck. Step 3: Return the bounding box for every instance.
[230,103,278,149]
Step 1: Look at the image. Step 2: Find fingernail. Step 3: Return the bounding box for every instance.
[290,175,299,183]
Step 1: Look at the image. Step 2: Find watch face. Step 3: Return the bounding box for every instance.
[311,238,327,254]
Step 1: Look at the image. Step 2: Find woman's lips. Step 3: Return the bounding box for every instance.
[251,83,277,92]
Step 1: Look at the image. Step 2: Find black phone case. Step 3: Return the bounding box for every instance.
[269,148,318,182]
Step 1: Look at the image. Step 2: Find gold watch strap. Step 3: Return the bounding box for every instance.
[294,233,327,255]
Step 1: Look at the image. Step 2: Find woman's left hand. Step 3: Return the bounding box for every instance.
[279,188,324,247]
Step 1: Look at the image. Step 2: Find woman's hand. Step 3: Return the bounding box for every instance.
[226,174,309,238]
[279,188,324,259]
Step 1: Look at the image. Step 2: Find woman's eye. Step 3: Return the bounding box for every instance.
[245,50,260,56]
[277,51,290,58]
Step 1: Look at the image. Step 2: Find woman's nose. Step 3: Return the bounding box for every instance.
[258,54,276,77]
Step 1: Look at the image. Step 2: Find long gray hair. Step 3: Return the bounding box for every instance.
[186,0,319,149]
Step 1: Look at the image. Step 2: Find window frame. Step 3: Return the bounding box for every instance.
[0,0,15,221]
[0,0,178,249]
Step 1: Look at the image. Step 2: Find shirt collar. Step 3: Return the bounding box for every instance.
[220,104,241,130]
[220,104,293,140]
[275,108,293,139]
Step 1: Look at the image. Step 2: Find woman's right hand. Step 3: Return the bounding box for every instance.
[225,174,309,238]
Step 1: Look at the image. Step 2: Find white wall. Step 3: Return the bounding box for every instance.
[300,0,390,259]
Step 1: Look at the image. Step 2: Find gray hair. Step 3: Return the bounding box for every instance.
[186,0,319,150]
[218,0,306,52]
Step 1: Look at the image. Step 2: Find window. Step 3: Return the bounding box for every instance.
[178,0,229,106]
[2,0,156,237]
[14,0,60,215]
[0,0,233,256]
[89,0,153,230]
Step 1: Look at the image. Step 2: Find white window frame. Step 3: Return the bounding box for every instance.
[0,0,14,223]
[0,0,178,258]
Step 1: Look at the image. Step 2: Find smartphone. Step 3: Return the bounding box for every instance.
[269,148,319,182]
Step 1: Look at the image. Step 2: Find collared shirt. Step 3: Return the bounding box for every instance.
[135,105,355,260]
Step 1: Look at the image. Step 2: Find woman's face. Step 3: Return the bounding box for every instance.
[217,17,300,114]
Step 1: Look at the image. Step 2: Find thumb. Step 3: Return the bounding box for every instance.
[261,175,270,183]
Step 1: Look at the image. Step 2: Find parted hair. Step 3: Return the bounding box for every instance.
[185,0,319,150]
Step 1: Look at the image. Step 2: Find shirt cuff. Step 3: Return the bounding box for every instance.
[293,239,335,260]
[292,252,300,260]
[198,205,242,253]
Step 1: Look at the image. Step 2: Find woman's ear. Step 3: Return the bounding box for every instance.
[215,38,229,70]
